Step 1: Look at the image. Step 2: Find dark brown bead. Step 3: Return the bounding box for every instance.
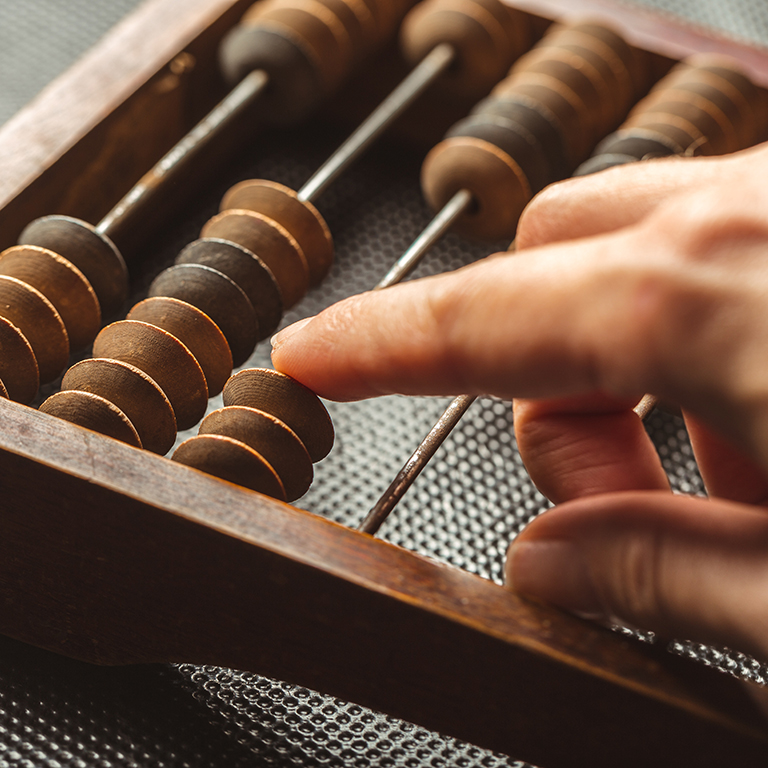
[200,406,313,502]
[40,390,142,448]
[173,434,287,501]
[19,215,128,317]
[61,358,177,455]
[148,264,259,367]
[176,238,283,340]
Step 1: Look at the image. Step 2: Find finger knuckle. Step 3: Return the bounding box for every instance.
[609,530,674,633]
[647,183,768,267]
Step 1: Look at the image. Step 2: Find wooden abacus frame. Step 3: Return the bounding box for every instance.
[3,1,768,766]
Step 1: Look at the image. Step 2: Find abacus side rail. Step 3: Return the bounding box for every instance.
[0,397,765,768]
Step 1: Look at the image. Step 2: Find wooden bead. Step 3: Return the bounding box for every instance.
[576,129,680,176]
[19,215,128,316]
[471,95,569,178]
[516,47,616,132]
[633,90,736,154]
[223,368,334,462]
[534,39,635,115]
[445,114,551,194]
[202,209,310,309]
[0,245,101,350]
[173,434,287,501]
[661,74,755,147]
[359,0,398,34]
[592,129,682,161]
[421,136,531,240]
[0,275,69,384]
[246,0,371,61]
[324,0,380,54]
[148,263,259,367]
[220,180,334,286]
[242,0,352,90]
[219,25,324,121]
[400,0,528,96]
[0,315,39,404]
[623,114,710,155]
[472,0,533,54]
[493,79,590,163]
[626,106,717,156]
[40,390,142,449]
[127,297,233,397]
[200,406,313,502]
[92,320,208,431]
[61,358,176,455]
[176,238,283,339]
[549,22,648,97]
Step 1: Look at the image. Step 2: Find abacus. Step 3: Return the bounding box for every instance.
[2,1,768,766]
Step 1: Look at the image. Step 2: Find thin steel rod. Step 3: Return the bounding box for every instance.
[360,394,477,534]
[634,393,659,420]
[298,43,456,204]
[96,69,270,238]
[376,189,473,289]
[358,190,476,533]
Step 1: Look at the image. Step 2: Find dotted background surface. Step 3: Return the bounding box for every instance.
[2,1,768,768]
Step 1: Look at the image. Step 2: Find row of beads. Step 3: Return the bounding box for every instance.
[578,55,768,174]
[172,0,541,496]
[419,20,653,241]
[399,0,535,96]
[221,0,418,121]
[40,179,333,500]
[0,217,127,403]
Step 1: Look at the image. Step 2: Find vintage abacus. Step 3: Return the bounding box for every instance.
[2,0,768,765]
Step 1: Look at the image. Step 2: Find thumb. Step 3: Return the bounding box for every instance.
[506,491,768,661]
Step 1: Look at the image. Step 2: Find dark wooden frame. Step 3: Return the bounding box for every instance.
[1,1,768,766]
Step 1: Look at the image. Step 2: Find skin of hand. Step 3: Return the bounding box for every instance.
[272,142,768,662]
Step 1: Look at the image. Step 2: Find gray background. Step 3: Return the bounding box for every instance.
[1,1,767,767]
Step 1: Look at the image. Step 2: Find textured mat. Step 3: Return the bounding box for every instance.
[1,1,768,767]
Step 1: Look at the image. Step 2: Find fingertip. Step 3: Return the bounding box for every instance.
[271,316,315,353]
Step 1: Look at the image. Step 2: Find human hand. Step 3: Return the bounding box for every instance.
[272,143,768,661]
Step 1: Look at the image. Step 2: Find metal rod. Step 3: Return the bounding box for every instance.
[376,189,473,289]
[359,394,477,534]
[298,43,456,204]
[357,190,477,532]
[634,393,658,420]
[96,69,270,239]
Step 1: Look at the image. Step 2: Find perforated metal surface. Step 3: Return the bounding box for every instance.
[2,1,768,767]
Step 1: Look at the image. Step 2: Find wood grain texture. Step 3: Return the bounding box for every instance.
[0,0,253,251]
[0,396,766,767]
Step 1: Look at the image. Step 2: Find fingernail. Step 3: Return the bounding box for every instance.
[271,316,314,350]
[506,539,605,620]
